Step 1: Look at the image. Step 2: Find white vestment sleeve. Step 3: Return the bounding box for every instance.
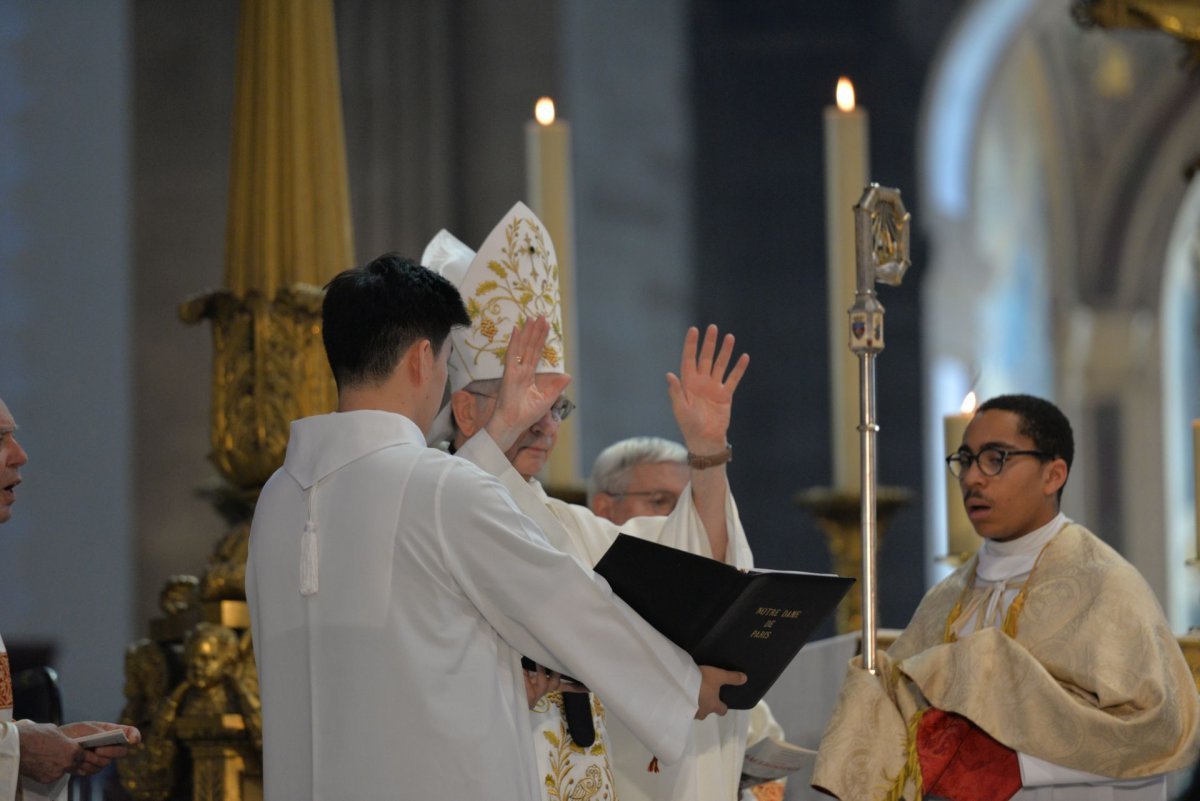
[18,775,69,801]
[0,722,68,801]
[456,430,753,569]
[0,722,17,801]
[434,461,702,764]
[1018,751,1165,796]
[1019,752,1114,786]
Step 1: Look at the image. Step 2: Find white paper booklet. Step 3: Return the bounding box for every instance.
[739,736,818,791]
[72,729,130,748]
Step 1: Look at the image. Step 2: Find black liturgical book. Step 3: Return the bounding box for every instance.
[593,534,854,709]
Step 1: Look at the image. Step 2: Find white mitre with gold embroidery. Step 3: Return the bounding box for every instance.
[422,201,566,393]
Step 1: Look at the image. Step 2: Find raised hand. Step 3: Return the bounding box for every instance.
[485,317,571,452]
[666,325,749,455]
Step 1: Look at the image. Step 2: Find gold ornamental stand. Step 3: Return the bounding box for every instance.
[119,2,352,799]
[794,486,911,634]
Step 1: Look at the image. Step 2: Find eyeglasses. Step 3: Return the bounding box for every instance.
[945,447,1051,478]
[467,391,576,423]
[608,489,679,514]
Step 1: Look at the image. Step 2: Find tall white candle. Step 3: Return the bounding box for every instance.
[945,393,979,557]
[824,77,869,492]
[1193,420,1199,559]
[525,97,582,488]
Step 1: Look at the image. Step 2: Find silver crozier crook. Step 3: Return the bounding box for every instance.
[849,184,911,675]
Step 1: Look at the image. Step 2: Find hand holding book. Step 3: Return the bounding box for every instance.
[594,535,853,708]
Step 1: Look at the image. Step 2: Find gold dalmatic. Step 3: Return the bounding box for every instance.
[812,525,1200,801]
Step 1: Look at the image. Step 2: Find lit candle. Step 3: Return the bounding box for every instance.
[824,77,869,492]
[944,392,979,557]
[1194,420,1199,559]
[525,97,582,488]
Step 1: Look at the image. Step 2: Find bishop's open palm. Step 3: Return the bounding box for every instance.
[667,325,749,453]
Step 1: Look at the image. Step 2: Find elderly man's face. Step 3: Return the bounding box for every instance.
[467,374,567,480]
[0,399,28,525]
[593,461,690,526]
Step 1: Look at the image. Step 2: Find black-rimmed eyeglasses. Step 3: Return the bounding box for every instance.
[945,447,1051,478]
[467,391,576,423]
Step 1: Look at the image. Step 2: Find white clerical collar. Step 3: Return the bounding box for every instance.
[976,512,1069,583]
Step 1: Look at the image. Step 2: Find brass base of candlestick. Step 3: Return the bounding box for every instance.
[794,486,913,634]
[1177,631,1200,692]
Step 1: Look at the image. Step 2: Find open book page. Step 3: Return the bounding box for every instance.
[739,735,818,790]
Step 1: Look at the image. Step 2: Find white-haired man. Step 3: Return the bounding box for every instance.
[588,437,690,525]
[589,435,793,801]
[0,396,140,801]
[423,202,755,801]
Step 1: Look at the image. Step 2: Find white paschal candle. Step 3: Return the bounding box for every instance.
[824,77,868,492]
[1194,420,1199,559]
[525,97,582,488]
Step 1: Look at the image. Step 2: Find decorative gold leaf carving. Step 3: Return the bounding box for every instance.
[180,285,335,490]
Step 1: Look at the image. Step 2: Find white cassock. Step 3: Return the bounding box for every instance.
[457,430,754,801]
[0,635,68,801]
[247,411,702,801]
[948,514,1167,801]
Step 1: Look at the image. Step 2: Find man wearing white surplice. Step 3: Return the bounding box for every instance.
[422,203,755,801]
[0,397,139,801]
[247,255,744,801]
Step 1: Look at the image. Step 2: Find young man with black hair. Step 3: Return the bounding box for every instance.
[246,255,743,801]
[815,393,1198,801]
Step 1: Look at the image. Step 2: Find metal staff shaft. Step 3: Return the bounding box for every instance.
[848,184,911,675]
[858,350,880,673]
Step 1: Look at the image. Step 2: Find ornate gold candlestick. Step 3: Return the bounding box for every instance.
[120,1,352,799]
[794,486,912,634]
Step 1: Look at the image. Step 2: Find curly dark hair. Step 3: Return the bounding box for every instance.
[977,394,1074,499]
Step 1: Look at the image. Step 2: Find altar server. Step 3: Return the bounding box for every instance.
[246,255,742,801]
[814,394,1199,801]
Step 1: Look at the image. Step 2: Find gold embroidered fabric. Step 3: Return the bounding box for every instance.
[532,692,618,801]
[0,652,10,712]
[813,525,1200,800]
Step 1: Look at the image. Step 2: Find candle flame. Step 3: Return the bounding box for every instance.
[960,392,977,414]
[835,77,856,112]
[534,97,556,126]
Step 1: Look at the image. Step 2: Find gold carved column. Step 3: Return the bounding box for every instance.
[120,2,353,800]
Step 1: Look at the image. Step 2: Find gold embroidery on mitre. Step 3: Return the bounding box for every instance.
[456,207,564,383]
[0,652,11,711]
